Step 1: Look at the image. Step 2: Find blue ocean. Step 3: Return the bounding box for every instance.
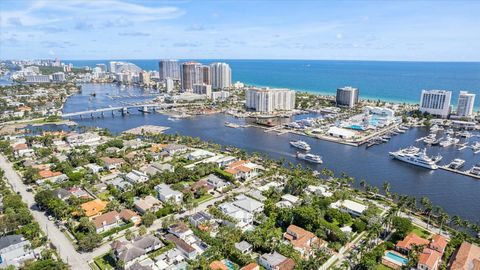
[67,59,480,108]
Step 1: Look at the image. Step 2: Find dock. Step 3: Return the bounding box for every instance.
[439,166,480,180]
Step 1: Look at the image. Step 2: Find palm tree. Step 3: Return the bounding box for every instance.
[438,211,449,234]
[359,179,366,190]
[383,181,391,197]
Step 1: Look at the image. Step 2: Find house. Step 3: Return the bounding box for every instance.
[154,248,187,270]
[100,157,125,170]
[109,177,133,191]
[232,195,264,214]
[396,233,430,254]
[225,160,261,181]
[330,200,367,217]
[210,260,228,270]
[36,173,68,185]
[235,241,253,254]
[126,170,149,184]
[134,196,161,214]
[13,143,34,158]
[155,184,183,204]
[418,248,442,270]
[168,222,194,240]
[241,263,260,270]
[203,174,231,192]
[189,180,214,195]
[164,234,197,259]
[246,189,267,202]
[119,209,141,225]
[306,185,333,197]
[0,235,35,268]
[218,202,253,229]
[448,241,480,270]
[187,149,215,161]
[68,187,92,199]
[85,163,103,174]
[283,225,325,256]
[38,169,62,179]
[81,199,107,218]
[258,252,296,270]
[66,132,102,147]
[164,144,188,156]
[280,194,300,206]
[144,162,174,176]
[430,234,448,254]
[112,235,164,269]
[189,211,213,228]
[93,211,122,233]
[53,188,71,201]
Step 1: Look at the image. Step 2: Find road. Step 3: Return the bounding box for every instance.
[0,155,89,270]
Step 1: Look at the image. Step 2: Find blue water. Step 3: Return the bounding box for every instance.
[66,59,480,107]
[386,251,408,265]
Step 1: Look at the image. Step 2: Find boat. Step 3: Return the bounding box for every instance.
[430,124,443,132]
[458,131,472,138]
[439,135,459,147]
[225,122,241,128]
[290,140,311,151]
[448,159,465,169]
[469,163,480,175]
[423,133,437,144]
[446,128,455,135]
[389,146,442,169]
[296,152,323,164]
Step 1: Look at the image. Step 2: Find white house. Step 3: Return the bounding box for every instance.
[330,200,367,217]
[126,170,149,184]
[155,184,183,204]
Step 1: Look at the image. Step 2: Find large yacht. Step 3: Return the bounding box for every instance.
[296,153,323,164]
[290,140,311,151]
[389,146,442,169]
[448,159,465,169]
[439,135,459,147]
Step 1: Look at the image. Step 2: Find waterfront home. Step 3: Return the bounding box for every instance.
[126,169,149,184]
[330,200,367,217]
[100,157,125,170]
[306,185,333,197]
[0,235,35,268]
[134,195,161,214]
[225,160,261,181]
[258,251,295,270]
[81,199,107,218]
[395,233,430,254]
[164,234,197,259]
[188,211,213,228]
[447,241,480,270]
[164,144,188,156]
[111,235,164,269]
[155,184,183,204]
[66,132,102,147]
[234,241,253,255]
[203,174,231,192]
[418,248,442,270]
[187,149,216,161]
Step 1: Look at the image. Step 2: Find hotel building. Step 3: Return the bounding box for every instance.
[246,87,296,113]
[210,62,232,89]
[456,91,475,118]
[159,59,180,81]
[336,86,359,108]
[419,89,452,118]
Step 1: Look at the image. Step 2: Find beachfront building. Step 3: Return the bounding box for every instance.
[456,91,476,118]
[181,61,202,92]
[159,59,180,81]
[419,89,452,118]
[245,87,296,113]
[193,83,212,97]
[210,62,232,89]
[336,86,359,108]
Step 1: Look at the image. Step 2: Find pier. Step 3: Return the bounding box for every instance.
[439,166,480,180]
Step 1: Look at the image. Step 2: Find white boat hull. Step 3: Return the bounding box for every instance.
[390,153,438,169]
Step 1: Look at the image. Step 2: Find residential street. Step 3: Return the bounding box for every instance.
[0,155,89,270]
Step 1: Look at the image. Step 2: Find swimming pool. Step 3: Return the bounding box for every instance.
[385,251,408,265]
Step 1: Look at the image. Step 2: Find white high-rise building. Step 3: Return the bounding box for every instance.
[210,62,232,89]
[193,83,212,97]
[245,87,296,113]
[336,86,359,108]
[159,59,180,81]
[51,72,66,82]
[456,91,476,118]
[109,61,117,73]
[166,78,174,92]
[419,89,452,118]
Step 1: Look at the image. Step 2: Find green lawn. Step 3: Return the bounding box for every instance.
[193,193,214,204]
[97,191,111,201]
[376,264,392,270]
[93,253,116,270]
[411,226,431,239]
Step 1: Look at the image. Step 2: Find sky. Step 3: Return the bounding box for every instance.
[1,0,479,61]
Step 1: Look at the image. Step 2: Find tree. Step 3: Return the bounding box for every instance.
[142,211,156,227]
[77,233,102,251]
[392,216,413,238]
[138,225,147,236]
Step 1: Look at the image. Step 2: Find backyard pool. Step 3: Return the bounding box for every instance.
[385,251,408,265]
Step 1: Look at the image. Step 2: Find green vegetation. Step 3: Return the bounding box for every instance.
[93,252,116,270]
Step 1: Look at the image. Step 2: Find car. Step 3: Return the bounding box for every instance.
[47,215,54,221]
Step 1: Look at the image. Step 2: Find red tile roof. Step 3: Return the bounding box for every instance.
[418,248,442,270]
[448,242,480,270]
[396,232,430,251]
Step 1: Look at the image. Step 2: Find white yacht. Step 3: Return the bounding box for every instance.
[448,159,465,169]
[296,152,323,164]
[423,133,437,144]
[430,124,443,132]
[439,135,459,147]
[290,140,311,151]
[389,146,442,169]
[469,163,480,176]
[446,128,455,135]
[458,131,472,138]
